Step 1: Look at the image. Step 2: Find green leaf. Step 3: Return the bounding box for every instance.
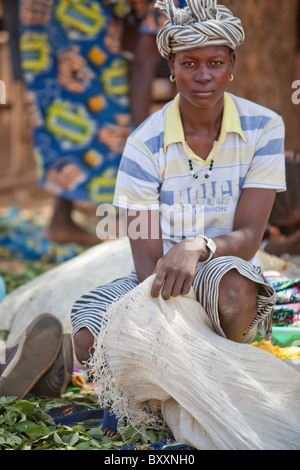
[14,401,36,414]
[24,425,52,438]
[0,396,18,407]
[53,432,64,445]
[9,434,23,446]
[87,427,105,440]
[146,429,158,444]
[68,431,79,447]
[74,440,103,450]
[15,419,38,432]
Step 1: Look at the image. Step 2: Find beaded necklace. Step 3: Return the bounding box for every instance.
[187,126,221,180]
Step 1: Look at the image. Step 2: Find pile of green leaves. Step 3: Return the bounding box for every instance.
[0,262,54,294]
[0,249,173,450]
[0,396,171,450]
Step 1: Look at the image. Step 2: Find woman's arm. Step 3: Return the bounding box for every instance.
[127,210,163,283]
[150,188,277,300]
[214,187,277,260]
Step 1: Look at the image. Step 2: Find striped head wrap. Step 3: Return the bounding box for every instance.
[155,0,245,59]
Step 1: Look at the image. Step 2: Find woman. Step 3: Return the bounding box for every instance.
[72,0,286,364]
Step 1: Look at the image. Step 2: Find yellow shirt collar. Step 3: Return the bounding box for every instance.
[163,92,247,153]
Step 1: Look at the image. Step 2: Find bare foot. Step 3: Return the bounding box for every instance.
[44,196,111,246]
[45,219,102,246]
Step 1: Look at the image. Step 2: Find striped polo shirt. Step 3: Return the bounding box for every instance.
[113,92,286,256]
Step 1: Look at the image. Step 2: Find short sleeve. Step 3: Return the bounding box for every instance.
[113,135,161,211]
[243,116,286,192]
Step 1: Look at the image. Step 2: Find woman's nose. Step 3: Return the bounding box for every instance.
[195,65,211,82]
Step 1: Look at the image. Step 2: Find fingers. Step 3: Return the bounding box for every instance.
[150,242,198,299]
[153,258,162,274]
[161,275,177,301]
[150,269,193,300]
[150,270,166,298]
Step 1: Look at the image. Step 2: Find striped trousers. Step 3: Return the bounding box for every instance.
[71,256,276,344]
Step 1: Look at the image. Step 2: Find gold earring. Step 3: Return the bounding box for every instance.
[229,73,234,82]
[170,75,176,83]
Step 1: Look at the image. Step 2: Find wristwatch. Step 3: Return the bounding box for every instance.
[197,235,217,263]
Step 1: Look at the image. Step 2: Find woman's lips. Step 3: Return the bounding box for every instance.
[193,90,214,97]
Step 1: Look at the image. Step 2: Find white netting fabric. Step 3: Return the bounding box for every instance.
[89,275,300,450]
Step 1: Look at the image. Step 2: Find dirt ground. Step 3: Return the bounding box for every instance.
[0,186,100,277]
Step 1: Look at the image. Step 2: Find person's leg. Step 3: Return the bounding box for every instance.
[74,327,95,365]
[71,273,139,364]
[193,257,276,344]
[217,269,259,343]
[45,196,100,246]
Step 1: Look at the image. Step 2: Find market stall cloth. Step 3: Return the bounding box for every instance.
[0,207,86,263]
[264,272,300,327]
[272,304,300,327]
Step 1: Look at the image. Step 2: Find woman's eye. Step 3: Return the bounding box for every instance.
[212,61,223,66]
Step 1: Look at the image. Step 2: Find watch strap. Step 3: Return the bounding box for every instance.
[197,235,216,263]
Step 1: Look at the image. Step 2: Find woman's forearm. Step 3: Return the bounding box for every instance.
[128,210,163,283]
[212,228,263,262]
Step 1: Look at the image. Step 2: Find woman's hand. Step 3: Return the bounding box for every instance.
[151,237,209,300]
[130,188,277,299]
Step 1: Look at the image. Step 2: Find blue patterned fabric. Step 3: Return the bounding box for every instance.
[18,0,152,204]
[264,272,300,327]
[19,0,188,205]
[0,206,85,262]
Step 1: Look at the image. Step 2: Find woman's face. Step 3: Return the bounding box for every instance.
[168,45,235,111]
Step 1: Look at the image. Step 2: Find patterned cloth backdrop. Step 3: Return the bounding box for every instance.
[19,0,164,204]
